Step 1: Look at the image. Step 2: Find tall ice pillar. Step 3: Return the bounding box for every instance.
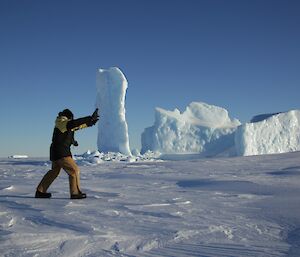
[96,67,131,155]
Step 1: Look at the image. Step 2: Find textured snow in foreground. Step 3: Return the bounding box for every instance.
[235,110,300,156]
[1,152,300,256]
[96,67,131,156]
[141,102,240,156]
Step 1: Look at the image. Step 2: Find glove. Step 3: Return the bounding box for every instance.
[87,108,99,127]
[91,108,99,121]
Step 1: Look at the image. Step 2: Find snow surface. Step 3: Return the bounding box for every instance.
[1,152,300,256]
[96,67,131,156]
[235,110,300,156]
[141,102,241,156]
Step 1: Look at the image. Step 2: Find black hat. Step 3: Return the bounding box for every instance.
[59,109,74,119]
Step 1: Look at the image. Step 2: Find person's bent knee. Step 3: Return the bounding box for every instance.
[67,168,77,177]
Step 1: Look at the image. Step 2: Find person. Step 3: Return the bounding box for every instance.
[35,108,99,199]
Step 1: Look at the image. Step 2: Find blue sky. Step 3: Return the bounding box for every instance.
[0,0,299,157]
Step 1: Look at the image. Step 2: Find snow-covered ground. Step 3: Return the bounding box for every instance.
[1,152,300,256]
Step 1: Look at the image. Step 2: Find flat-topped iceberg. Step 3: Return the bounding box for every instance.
[235,110,300,156]
[141,102,241,156]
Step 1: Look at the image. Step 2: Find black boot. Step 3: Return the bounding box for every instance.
[70,192,87,199]
[35,190,52,198]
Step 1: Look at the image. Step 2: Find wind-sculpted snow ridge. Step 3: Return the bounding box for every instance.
[1,152,300,256]
[141,102,241,156]
[74,150,162,164]
[235,110,300,156]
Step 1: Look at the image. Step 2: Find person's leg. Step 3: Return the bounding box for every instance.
[36,161,61,193]
[59,157,82,196]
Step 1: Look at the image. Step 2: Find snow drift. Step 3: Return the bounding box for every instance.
[141,102,241,156]
[96,67,131,156]
[235,110,300,156]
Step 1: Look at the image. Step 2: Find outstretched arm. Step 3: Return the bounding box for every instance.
[67,116,91,131]
[67,109,99,131]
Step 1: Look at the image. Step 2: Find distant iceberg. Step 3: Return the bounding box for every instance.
[9,155,29,159]
[235,110,300,156]
[141,102,241,156]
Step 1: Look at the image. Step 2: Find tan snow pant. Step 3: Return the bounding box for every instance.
[37,156,81,195]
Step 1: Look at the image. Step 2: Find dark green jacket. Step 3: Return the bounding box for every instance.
[50,115,93,161]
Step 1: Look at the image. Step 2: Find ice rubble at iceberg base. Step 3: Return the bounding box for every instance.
[73,150,162,164]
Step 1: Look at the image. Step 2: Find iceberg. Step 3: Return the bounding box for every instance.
[141,102,241,156]
[8,155,29,159]
[235,110,300,156]
[96,67,131,156]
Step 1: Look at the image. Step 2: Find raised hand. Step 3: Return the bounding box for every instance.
[91,108,99,121]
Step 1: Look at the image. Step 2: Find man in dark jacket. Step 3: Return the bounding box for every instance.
[35,108,99,199]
